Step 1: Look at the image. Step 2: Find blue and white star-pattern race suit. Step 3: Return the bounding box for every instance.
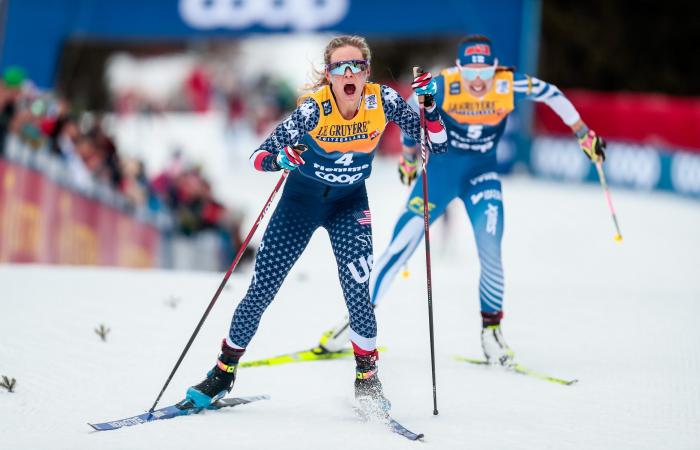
[227,84,446,353]
[370,72,583,316]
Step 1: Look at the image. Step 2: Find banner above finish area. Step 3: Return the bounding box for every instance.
[0,0,534,88]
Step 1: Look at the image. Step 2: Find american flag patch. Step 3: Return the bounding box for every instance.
[354,210,372,225]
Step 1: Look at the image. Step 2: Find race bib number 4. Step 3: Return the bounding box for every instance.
[300,148,374,186]
[335,153,354,166]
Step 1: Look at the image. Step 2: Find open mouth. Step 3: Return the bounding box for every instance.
[343,83,356,96]
[470,82,486,93]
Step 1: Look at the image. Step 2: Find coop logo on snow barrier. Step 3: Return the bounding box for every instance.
[671,152,700,196]
[179,0,350,31]
[531,137,589,181]
[604,143,661,190]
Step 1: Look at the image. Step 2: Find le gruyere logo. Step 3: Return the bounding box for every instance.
[315,121,370,143]
[445,100,497,116]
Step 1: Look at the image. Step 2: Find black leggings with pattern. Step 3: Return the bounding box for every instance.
[228,181,376,351]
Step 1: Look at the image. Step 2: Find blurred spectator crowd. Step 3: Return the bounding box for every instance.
[1,65,158,208]
[0,65,246,269]
[108,50,297,138]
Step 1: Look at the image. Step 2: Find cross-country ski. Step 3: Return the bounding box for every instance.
[88,395,270,431]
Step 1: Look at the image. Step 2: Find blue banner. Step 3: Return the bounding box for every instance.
[1,0,533,88]
[529,137,700,201]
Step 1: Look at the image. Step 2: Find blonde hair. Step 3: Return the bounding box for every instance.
[303,35,371,94]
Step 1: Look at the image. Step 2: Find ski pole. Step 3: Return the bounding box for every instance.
[413,66,439,416]
[148,170,290,414]
[594,160,623,242]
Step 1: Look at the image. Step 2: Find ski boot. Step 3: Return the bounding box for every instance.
[354,350,391,421]
[186,340,245,408]
[481,311,514,366]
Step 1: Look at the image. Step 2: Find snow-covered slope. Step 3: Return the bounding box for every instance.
[2,161,699,449]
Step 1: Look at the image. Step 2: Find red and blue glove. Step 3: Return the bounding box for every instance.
[411,71,437,108]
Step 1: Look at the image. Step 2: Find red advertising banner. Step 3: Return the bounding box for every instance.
[535,90,700,152]
[0,159,160,267]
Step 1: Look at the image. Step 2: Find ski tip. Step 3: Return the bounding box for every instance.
[88,422,116,431]
[453,355,489,365]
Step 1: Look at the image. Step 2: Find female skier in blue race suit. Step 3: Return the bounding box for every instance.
[185,35,447,415]
[317,35,606,366]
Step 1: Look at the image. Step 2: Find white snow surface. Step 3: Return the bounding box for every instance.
[2,160,700,449]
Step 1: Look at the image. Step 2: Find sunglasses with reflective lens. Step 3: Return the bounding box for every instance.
[326,59,369,76]
[459,64,496,81]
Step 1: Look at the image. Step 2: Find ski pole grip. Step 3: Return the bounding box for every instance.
[413,66,425,105]
[292,143,308,154]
